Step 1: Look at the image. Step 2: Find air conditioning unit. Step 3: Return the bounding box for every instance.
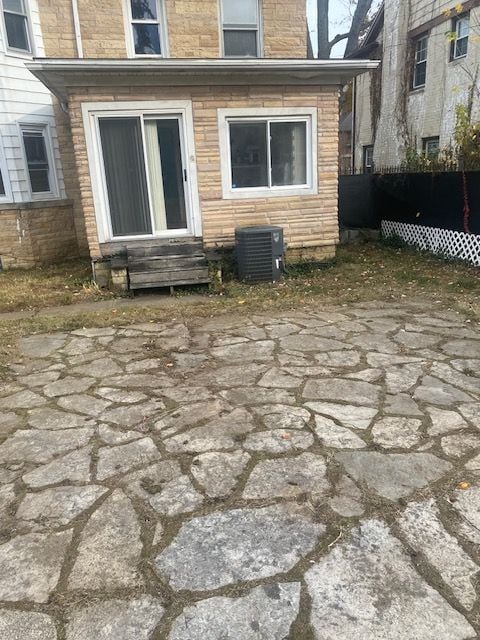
[235,225,284,282]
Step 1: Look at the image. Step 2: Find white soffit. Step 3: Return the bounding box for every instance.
[26,58,379,102]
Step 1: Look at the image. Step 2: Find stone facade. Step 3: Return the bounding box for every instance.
[66,84,339,260]
[37,0,307,59]
[0,200,78,268]
[36,0,309,260]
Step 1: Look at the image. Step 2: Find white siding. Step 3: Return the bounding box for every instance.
[0,0,65,203]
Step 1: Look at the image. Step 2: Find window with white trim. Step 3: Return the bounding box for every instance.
[21,125,56,197]
[451,13,469,60]
[221,114,314,199]
[2,0,31,53]
[423,136,440,158]
[128,0,165,56]
[221,0,260,57]
[363,145,374,173]
[412,34,428,89]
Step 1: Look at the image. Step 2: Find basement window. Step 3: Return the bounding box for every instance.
[2,0,31,53]
[128,0,166,56]
[221,0,260,57]
[451,13,469,60]
[412,34,428,89]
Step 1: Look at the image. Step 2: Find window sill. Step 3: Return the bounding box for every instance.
[450,55,468,63]
[223,185,317,200]
[5,48,33,60]
[29,193,60,203]
[410,86,425,94]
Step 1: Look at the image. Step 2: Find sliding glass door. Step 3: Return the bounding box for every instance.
[98,114,188,239]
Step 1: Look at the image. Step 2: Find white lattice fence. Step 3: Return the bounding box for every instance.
[382,220,480,266]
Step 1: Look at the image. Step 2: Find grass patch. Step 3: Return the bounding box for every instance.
[0,259,118,313]
[0,242,479,371]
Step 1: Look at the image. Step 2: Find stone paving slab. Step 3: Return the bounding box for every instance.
[1,302,480,637]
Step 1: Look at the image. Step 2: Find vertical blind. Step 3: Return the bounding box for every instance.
[99,118,152,237]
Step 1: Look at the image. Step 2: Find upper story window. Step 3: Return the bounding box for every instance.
[412,34,428,89]
[221,0,260,58]
[451,13,469,60]
[2,0,31,53]
[128,0,165,56]
[21,125,57,198]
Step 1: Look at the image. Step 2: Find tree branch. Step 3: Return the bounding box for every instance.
[329,32,350,50]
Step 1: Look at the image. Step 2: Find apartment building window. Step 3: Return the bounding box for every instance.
[423,137,440,158]
[412,34,428,89]
[21,126,55,197]
[363,145,374,173]
[2,0,31,53]
[129,0,165,55]
[221,0,260,58]
[451,13,469,60]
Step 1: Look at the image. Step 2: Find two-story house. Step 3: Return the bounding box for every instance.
[1,0,375,286]
[352,1,480,172]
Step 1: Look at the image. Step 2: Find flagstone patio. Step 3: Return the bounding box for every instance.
[0,301,479,638]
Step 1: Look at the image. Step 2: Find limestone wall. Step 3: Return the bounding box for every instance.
[37,0,307,60]
[0,200,78,268]
[67,85,339,261]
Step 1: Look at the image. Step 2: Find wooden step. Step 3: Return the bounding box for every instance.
[127,241,204,259]
[126,241,210,290]
[129,267,210,289]
[128,255,208,273]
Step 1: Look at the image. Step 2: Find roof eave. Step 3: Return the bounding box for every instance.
[26,58,380,103]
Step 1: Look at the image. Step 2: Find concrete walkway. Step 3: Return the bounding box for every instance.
[0,301,479,638]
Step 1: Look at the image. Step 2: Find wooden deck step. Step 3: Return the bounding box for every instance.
[127,241,210,290]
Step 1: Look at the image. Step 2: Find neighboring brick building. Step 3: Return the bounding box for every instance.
[352,1,480,171]
[2,0,375,283]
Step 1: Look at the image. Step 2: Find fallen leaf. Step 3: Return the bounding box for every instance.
[458,481,470,490]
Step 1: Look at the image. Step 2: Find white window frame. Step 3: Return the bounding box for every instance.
[81,100,202,244]
[451,13,469,60]
[0,0,33,57]
[412,34,428,89]
[218,107,317,200]
[423,137,440,158]
[219,0,262,58]
[363,145,374,173]
[124,0,168,58]
[19,123,58,201]
[0,137,13,203]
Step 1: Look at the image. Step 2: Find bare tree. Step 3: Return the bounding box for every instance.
[317,0,374,59]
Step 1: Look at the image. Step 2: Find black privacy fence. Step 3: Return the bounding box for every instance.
[339,171,480,235]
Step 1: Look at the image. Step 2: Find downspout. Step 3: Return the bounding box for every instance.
[351,76,357,173]
[71,0,83,58]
